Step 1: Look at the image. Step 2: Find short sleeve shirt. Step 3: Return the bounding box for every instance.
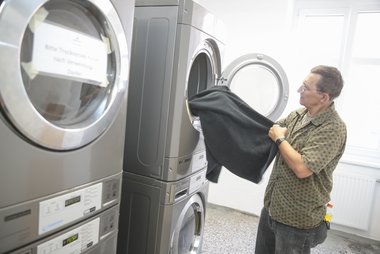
[264,103,347,229]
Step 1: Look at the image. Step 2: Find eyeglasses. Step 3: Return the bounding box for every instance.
[298,83,321,93]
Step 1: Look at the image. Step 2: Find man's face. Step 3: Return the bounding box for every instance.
[297,73,323,108]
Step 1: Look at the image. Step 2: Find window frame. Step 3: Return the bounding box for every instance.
[293,0,380,169]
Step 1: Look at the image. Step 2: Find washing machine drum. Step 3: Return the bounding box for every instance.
[186,41,220,132]
[171,194,205,253]
[187,53,213,99]
[0,0,129,150]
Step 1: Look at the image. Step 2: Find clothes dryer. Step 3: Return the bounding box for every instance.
[117,169,209,254]
[124,0,225,181]
[0,0,134,253]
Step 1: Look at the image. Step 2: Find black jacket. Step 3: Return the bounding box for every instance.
[189,85,278,183]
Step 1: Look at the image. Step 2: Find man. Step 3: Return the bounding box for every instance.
[255,65,347,254]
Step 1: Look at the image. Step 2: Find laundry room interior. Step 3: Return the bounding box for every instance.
[0,0,379,254]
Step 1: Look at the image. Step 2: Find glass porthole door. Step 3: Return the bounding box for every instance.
[170,194,205,254]
[219,53,289,121]
[0,0,129,150]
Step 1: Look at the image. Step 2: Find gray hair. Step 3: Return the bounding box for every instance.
[311,65,344,100]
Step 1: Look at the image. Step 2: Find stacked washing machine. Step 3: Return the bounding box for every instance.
[0,0,134,253]
[117,0,225,253]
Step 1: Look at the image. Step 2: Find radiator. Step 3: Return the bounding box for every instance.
[330,171,377,230]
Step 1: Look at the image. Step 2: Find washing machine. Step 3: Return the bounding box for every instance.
[0,0,134,253]
[117,168,209,254]
[123,0,225,181]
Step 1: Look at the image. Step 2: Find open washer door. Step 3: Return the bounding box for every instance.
[219,53,289,121]
[0,0,129,151]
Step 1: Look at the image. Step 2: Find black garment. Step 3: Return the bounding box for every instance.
[188,86,278,183]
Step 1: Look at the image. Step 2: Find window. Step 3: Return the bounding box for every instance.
[294,1,380,168]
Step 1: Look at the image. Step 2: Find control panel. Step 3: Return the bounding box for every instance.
[11,205,119,254]
[0,174,121,253]
[39,183,102,234]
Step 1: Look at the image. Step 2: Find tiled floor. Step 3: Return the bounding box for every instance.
[202,203,380,254]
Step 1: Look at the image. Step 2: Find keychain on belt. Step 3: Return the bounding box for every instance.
[324,202,333,229]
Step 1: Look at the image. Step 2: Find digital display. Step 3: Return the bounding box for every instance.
[62,233,79,247]
[65,196,81,207]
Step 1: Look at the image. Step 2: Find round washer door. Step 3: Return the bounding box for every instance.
[220,53,289,121]
[186,39,221,132]
[0,0,129,150]
[170,193,205,254]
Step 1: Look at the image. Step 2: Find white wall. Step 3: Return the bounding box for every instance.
[195,0,294,68]
[195,0,380,241]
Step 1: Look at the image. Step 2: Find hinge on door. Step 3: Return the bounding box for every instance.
[217,77,228,85]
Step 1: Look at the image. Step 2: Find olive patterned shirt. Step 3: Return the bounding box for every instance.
[264,103,347,229]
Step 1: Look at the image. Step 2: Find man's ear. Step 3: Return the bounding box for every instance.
[321,92,330,102]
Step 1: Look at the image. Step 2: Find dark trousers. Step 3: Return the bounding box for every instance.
[255,208,328,254]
